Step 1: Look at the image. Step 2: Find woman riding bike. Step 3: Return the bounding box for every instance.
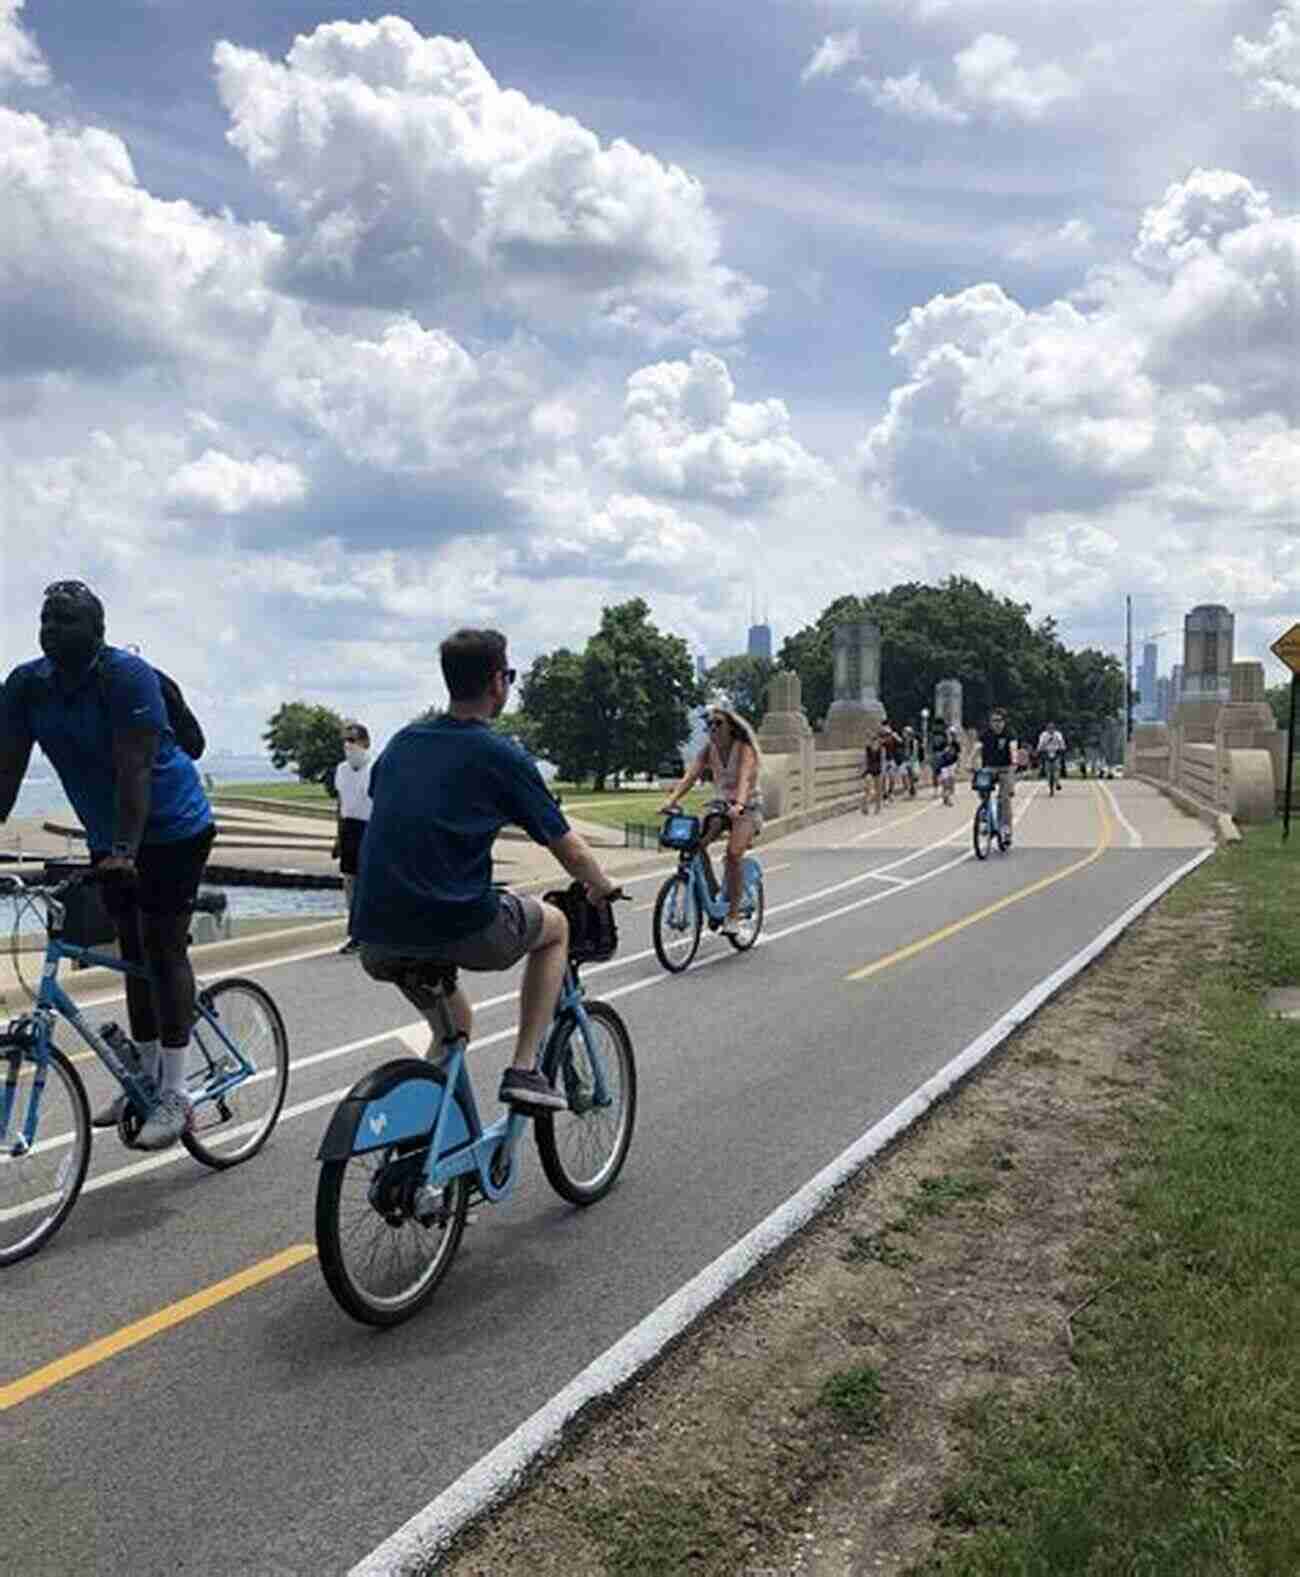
[660,706,764,937]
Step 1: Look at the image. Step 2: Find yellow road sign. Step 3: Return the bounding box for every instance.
[1271,622,1300,675]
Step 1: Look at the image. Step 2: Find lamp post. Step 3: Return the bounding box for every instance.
[921,706,930,786]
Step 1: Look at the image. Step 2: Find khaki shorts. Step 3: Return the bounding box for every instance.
[360,892,546,977]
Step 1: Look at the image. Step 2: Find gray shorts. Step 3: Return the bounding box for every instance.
[360,892,546,977]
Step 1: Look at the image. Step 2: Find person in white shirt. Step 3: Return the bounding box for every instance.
[1036,722,1066,793]
[333,720,373,954]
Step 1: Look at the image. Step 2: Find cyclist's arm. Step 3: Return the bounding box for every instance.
[731,742,757,807]
[0,674,35,822]
[111,725,158,855]
[547,829,619,900]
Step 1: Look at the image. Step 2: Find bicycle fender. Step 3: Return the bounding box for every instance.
[317,1058,469,1160]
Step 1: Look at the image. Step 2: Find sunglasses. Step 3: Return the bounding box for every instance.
[499,667,517,685]
[707,717,727,729]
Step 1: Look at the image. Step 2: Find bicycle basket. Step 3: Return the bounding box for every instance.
[41,861,117,947]
[544,883,619,964]
[972,767,996,793]
[659,813,700,850]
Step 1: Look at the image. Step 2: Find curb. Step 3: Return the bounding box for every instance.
[349,841,1219,1576]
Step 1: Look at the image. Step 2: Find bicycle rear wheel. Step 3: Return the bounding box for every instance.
[728,868,764,952]
[0,1037,91,1266]
[535,1001,637,1205]
[972,803,993,860]
[652,872,702,973]
[316,1145,469,1326]
[182,978,290,1169]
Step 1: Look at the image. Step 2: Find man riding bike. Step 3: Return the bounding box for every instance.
[974,708,1019,843]
[1036,722,1066,792]
[352,628,621,1113]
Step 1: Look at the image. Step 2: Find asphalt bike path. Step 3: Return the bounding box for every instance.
[3,781,1211,1574]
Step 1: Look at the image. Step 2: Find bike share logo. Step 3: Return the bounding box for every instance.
[368,1111,389,1138]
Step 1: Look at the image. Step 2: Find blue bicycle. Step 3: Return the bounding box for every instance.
[651,809,765,974]
[0,870,290,1265]
[971,767,1012,860]
[314,885,637,1326]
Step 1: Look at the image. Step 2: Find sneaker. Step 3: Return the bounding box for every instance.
[91,1091,128,1129]
[498,1067,566,1112]
[137,1090,193,1151]
[720,915,740,937]
[338,938,360,955]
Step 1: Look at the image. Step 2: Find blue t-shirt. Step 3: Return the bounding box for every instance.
[1,648,212,853]
[353,715,569,947]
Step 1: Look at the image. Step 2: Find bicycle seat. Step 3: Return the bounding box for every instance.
[360,953,459,1004]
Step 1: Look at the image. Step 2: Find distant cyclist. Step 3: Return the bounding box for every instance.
[861,729,886,815]
[936,733,960,806]
[660,705,763,936]
[974,708,1019,844]
[1037,722,1066,792]
[352,628,620,1113]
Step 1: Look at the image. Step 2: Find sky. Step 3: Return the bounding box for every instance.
[2,0,1297,751]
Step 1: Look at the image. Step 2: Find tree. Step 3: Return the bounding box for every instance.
[705,655,776,727]
[263,701,347,788]
[518,600,702,789]
[1267,682,1295,731]
[777,578,1123,741]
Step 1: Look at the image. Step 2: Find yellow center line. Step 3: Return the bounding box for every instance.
[0,1243,318,1413]
[846,783,1113,982]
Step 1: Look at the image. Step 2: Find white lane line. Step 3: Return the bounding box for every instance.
[1099,781,1143,848]
[849,799,940,844]
[349,842,1218,1577]
[43,838,979,1199]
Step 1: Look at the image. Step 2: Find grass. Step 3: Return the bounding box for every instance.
[558,787,713,833]
[913,825,1300,1575]
[212,780,332,803]
[578,1486,732,1575]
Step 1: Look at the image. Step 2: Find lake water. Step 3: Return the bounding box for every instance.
[4,754,343,934]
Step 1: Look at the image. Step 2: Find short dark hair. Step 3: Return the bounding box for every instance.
[342,721,369,745]
[43,579,105,638]
[440,628,508,701]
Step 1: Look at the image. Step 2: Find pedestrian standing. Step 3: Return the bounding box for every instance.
[333,721,372,955]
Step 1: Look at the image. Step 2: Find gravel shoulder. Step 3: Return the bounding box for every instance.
[432,865,1215,1575]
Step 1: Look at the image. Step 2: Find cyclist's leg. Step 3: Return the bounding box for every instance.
[998,768,1015,834]
[698,809,729,896]
[95,871,159,1060]
[514,902,568,1071]
[723,812,756,921]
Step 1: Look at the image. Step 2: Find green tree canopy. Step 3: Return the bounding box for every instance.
[263,701,347,788]
[777,578,1124,747]
[518,599,702,789]
[705,654,776,727]
[1266,681,1295,732]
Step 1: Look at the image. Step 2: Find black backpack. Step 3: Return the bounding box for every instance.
[120,667,205,760]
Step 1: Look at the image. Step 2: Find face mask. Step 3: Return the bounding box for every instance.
[344,745,369,768]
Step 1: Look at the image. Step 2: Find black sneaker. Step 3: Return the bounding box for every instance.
[498,1067,566,1112]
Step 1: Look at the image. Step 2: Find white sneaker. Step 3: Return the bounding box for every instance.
[137,1091,192,1151]
[720,915,740,937]
[92,1091,129,1129]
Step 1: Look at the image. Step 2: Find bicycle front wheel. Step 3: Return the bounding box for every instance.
[536,1001,637,1205]
[973,803,992,860]
[182,978,290,1169]
[0,1038,91,1266]
[316,1147,470,1326]
[652,872,702,973]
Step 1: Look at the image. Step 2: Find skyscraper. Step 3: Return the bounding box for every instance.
[746,623,772,661]
[1138,641,1158,721]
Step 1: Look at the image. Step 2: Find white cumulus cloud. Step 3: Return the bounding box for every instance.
[595,350,833,509]
[954,33,1080,121]
[855,70,970,124]
[167,450,307,514]
[1233,0,1300,111]
[214,17,764,342]
[801,30,862,83]
[0,0,47,86]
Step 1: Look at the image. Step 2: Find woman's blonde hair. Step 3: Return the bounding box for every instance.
[705,705,763,767]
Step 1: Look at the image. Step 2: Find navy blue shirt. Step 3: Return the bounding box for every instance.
[353,715,569,946]
[1,648,212,853]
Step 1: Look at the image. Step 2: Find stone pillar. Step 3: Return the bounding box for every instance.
[757,670,814,817]
[1216,661,1282,812]
[934,679,963,733]
[821,619,885,750]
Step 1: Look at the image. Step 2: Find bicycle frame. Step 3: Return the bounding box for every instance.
[675,843,761,924]
[974,780,1011,836]
[1,924,253,1158]
[316,965,612,1205]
